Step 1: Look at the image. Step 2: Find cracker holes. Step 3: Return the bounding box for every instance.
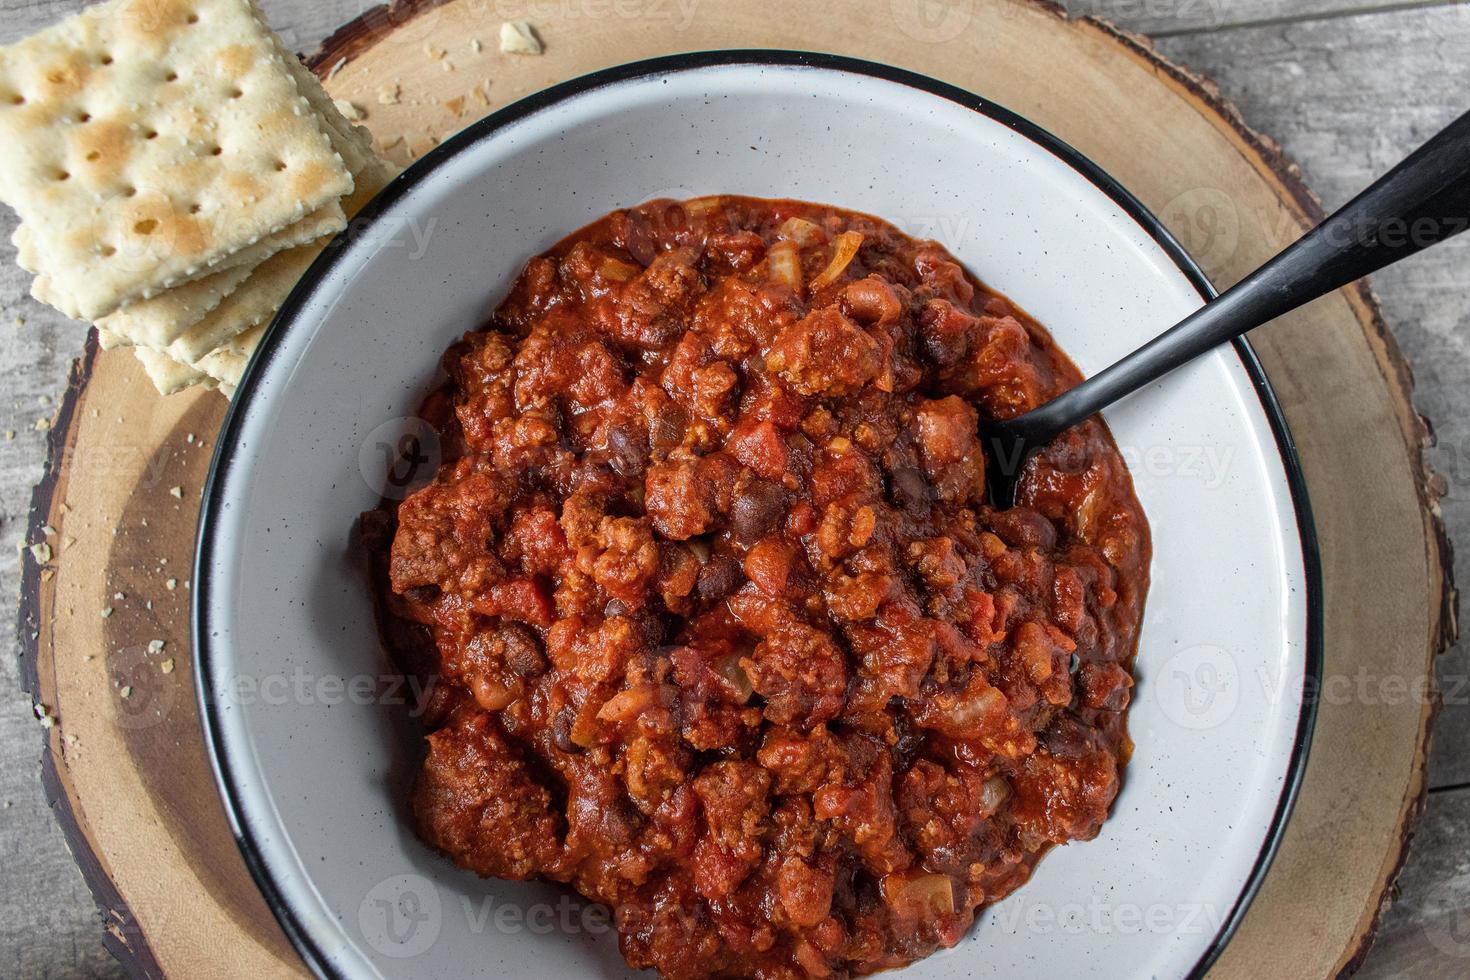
[99,54,114,66]
[6,94,23,107]
[55,170,70,182]
[187,13,199,24]
[133,219,159,236]
[85,151,101,162]
[123,186,137,197]
[188,203,203,215]
[208,144,223,157]
[272,160,287,172]
[165,71,179,83]
[76,111,91,123]
[228,87,243,100]
[100,245,116,257]
[144,129,159,140]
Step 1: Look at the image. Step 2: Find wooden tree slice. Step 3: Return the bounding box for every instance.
[18,1,1454,977]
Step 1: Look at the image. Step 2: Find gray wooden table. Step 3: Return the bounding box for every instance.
[1,0,1466,976]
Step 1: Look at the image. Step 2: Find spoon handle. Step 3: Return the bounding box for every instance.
[1015,107,1470,441]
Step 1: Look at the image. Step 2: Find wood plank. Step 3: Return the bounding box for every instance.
[257,0,370,50]
[0,1,119,976]
[1156,3,1470,791]
[1357,786,1470,976]
[1065,0,1464,38]
[271,0,1464,48]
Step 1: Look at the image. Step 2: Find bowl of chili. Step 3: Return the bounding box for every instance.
[195,51,1320,980]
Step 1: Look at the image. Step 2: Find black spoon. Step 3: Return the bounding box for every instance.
[984,107,1470,510]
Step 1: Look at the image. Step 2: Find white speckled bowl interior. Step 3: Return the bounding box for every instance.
[196,53,1318,980]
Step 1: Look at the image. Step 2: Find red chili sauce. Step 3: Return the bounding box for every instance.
[364,196,1150,978]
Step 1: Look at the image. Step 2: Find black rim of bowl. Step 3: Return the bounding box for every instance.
[194,48,1324,980]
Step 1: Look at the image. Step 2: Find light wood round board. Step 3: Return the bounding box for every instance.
[17,1,1455,977]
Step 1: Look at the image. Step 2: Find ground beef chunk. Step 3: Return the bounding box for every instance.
[413,712,565,879]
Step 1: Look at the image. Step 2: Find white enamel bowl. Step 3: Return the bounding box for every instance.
[195,51,1320,980]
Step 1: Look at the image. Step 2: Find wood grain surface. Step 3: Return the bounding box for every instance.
[0,0,1466,977]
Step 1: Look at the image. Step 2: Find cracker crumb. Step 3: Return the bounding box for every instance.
[442,60,455,73]
[62,536,75,550]
[119,685,132,699]
[35,417,50,431]
[147,639,165,654]
[333,98,365,122]
[14,316,25,326]
[100,606,113,618]
[40,568,54,582]
[5,430,14,441]
[28,542,52,564]
[65,733,78,747]
[114,592,125,600]
[169,486,183,498]
[445,95,466,117]
[470,39,483,54]
[41,525,56,537]
[377,83,401,106]
[160,659,175,675]
[425,43,446,59]
[500,21,543,55]
[186,433,196,444]
[166,578,178,591]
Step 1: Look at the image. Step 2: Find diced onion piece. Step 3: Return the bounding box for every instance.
[596,684,670,723]
[810,231,864,292]
[684,195,724,216]
[980,775,1011,814]
[880,872,955,918]
[597,685,654,722]
[792,941,833,978]
[599,254,641,282]
[776,216,825,247]
[715,654,754,703]
[767,239,803,291]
